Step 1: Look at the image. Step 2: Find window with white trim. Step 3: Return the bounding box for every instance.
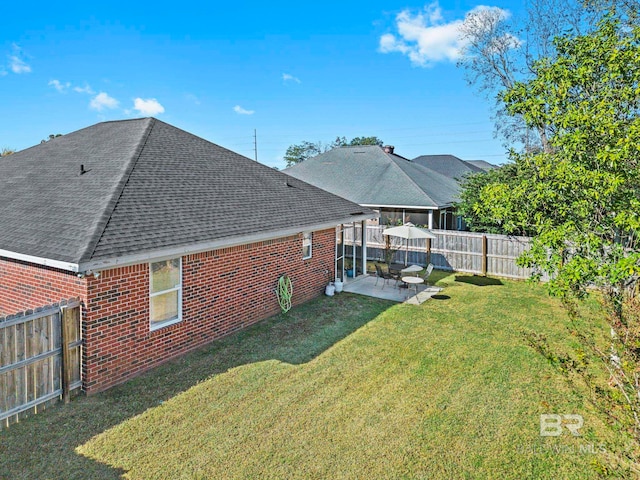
[149,257,182,330]
[302,232,312,259]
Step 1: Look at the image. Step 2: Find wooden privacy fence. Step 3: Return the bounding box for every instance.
[345,225,538,280]
[0,300,82,428]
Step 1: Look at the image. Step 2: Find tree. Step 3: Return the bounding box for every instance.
[348,136,383,146]
[482,16,640,442]
[283,141,325,167]
[41,133,62,144]
[455,162,533,235]
[283,136,384,167]
[1,147,15,157]
[457,0,638,152]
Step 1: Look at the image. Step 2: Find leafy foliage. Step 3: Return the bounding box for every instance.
[483,16,640,444]
[1,147,15,157]
[456,162,533,235]
[41,133,62,143]
[457,0,639,151]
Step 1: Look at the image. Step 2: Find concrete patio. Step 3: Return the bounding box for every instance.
[342,274,442,305]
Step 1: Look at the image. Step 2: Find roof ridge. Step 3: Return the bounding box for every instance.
[96,117,152,125]
[78,117,156,263]
[387,155,440,206]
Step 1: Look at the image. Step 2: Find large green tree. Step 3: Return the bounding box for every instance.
[283,136,384,167]
[482,16,640,441]
[458,0,639,151]
[455,162,533,235]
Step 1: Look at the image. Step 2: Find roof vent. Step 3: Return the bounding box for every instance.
[383,145,395,154]
[80,164,89,175]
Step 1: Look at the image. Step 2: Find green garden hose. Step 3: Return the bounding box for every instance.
[277,275,293,313]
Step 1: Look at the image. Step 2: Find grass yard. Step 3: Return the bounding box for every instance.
[0,272,631,478]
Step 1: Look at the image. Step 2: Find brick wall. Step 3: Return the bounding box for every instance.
[0,257,87,316]
[83,228,336,393]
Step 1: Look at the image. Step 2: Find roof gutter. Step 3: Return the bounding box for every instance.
[360,204,447,210]
[0,249,80,273]
[78,213,375,273]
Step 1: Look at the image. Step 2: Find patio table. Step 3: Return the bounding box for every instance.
[402,276,424,299]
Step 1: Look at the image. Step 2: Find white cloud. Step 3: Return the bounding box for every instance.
[89,92,119,111]
[233,105,255,115]
[185,93,201,105]
[8,44,31,73]
[10,56,31,74]
[48,79,71,92]
[379,2,511,67]
[133,97,165,116]
[282,73,301,84]
[74,84,95,94]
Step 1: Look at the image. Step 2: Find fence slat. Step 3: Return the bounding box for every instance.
[0,302,81,427]
[345,225,537,280]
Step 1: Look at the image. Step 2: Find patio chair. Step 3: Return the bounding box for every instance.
[422,263,434,286]
[375,263,396,289]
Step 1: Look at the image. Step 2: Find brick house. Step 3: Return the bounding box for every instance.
[0,118,373,393]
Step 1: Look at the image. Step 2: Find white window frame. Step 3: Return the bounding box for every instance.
[302,232,313,260]
[149,257,183,331]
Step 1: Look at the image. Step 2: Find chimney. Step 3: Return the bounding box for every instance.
[383,145,395,154]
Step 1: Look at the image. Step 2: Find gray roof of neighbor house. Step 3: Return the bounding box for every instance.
[284,146,461,210]
[466,159,497,171]
[0,118,373,271]
[411,154,485,181]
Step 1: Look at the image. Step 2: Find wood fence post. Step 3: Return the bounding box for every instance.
[60,307,74,403]
[481,235,487,276]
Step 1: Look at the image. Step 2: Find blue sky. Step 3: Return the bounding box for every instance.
[1,1,525,169]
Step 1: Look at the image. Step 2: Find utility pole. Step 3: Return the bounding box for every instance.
[253,129,258,162]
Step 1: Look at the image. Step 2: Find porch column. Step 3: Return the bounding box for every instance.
[428,210,433,229]
[360,219,367,277]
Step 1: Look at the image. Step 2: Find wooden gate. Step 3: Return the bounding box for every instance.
[0,300,82,428]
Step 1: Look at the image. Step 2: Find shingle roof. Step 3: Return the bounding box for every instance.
[466,160,497,171]
[283,146,460,209]
[411,154,485,180]
[0,118,372,269]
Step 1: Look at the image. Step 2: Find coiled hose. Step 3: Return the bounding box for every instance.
[277,275,293,313]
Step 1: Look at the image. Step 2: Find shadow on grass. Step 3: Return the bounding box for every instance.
[0,293,394,480]
[431,295,451,300]
[455,275,504,287]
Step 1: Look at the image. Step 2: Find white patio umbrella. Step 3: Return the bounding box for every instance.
[382,222,436,266]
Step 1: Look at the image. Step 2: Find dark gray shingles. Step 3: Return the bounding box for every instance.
[466,160,497,171]
[1,118,370,264]
[284,145,461,208]
[0,118,152,263]
[89,120,370,261]
[411,154,485,180]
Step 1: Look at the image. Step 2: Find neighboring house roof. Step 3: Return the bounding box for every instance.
[284,145,461,210]
[466,160,497,171]
[0,118,373,272]
[411,154,485,181]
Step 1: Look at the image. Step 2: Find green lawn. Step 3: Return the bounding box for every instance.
[0,273,631,478]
